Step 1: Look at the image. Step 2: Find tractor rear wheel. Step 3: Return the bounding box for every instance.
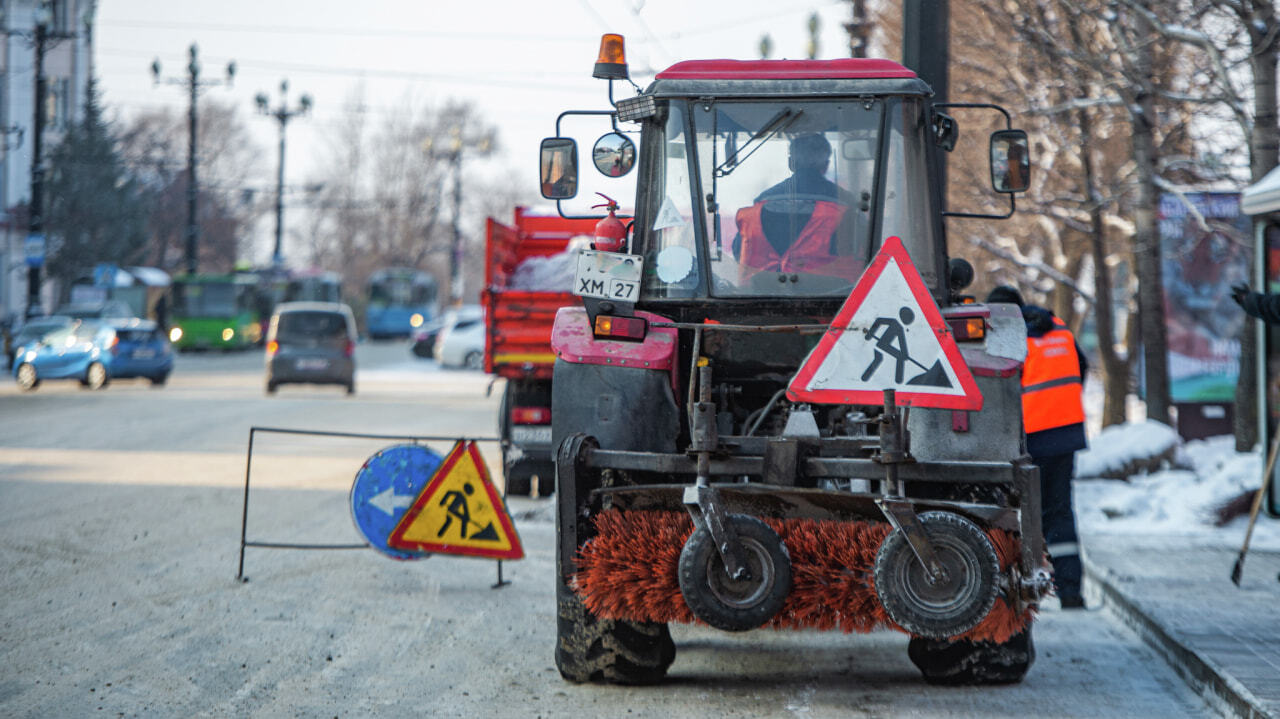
[908,626,1035,685]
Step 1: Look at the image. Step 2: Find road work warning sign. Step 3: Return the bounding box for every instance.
[387,441,524,560]
[787,235,982,410]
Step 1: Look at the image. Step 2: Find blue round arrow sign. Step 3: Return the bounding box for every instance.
[350,444,443,560]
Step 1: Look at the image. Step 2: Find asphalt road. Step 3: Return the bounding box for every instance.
[0,341,1221,717]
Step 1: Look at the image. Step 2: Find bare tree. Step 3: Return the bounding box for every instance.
[117,99,266,274]
[305,93,531,307]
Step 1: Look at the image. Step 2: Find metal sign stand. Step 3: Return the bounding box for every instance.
[237,426,513,589]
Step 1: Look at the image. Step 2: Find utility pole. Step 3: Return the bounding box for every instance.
[255,80,311,268]
[844,0,870,58]
[152,44,235,276]
[26,15,48,317]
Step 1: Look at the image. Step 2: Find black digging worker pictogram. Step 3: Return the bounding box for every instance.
[860,306,952,388]
[436,482,500,541]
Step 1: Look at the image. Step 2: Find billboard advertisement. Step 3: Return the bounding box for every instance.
[1159,192,1250,403]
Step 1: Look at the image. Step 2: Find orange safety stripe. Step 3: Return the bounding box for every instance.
[1022,318,1085,433]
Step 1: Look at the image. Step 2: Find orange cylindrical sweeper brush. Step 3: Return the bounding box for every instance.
[574,508,1033,644]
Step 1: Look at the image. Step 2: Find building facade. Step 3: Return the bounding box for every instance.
[0,0,95,323]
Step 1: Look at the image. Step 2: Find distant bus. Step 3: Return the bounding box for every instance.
[168,273,267,350]
[285,270,343,304]
[365,268,438,339]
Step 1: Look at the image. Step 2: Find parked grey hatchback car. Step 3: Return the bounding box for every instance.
[265,302,357,395]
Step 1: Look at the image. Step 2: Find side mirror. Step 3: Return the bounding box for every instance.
[540,137,579,200]
[592,132,636,178]
[932,112,958,152]
[991,130,1030,193]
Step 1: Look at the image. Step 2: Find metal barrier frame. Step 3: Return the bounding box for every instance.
[237,426,505,585]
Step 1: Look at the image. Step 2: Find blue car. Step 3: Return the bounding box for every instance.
[12,318,174,391]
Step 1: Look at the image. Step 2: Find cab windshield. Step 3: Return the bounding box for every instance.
[639,99,884,299]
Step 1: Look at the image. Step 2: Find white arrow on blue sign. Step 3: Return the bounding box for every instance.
[350,444,443,560]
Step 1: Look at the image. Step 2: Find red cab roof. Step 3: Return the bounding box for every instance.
[655,58,917,81]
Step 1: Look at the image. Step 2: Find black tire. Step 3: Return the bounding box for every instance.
[554,434,675,684]
[908,626,1035,685]
[504,465,531,496]
[150,373,169,387]
[345,381,355,395]
[555,573,676,685]
[464,350,483,370]
[15,362,38,391]
[678,514,792,632]
[504,459,555,498]
[85,362,108,390]
[874,511,999,639]
[266,380,278,395]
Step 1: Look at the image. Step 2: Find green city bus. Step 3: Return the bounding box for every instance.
[168,273,266,351]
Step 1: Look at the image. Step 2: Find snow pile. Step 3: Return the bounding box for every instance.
[1076,420,1181,479]
[509,236,593,291]
[1074,427,1280,549]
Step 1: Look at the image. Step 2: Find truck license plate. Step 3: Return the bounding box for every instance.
[511,426,552,446]
[574,250,643,301]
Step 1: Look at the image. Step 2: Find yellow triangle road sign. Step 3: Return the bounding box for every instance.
[387,441,524,560]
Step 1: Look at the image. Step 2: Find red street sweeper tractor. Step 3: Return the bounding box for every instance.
[537,34,1048,685]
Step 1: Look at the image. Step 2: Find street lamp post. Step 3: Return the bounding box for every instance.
[255,80,311,268]
[436,127,492,305]
[152,44,235,276]
[23,1,77,317]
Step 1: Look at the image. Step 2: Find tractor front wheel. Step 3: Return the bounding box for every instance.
[554,433,675,684]
[908,626,1035,685]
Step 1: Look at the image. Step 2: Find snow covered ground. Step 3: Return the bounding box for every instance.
[1075,419,1280,551]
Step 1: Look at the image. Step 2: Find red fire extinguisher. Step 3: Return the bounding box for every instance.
[591,193,626,252]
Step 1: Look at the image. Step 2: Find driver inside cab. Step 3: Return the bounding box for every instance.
[731,133,859,281]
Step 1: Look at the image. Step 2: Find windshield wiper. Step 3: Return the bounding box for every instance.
[714,107,804,178]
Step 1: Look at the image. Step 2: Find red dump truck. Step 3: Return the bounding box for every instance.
[483,207,598,497]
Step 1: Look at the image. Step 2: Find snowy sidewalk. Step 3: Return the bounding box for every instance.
[1082,535,1280,719]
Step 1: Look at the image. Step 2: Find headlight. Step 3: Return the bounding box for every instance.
[410,313,424,328]
[221,328,235,342]
[169,327,183,342]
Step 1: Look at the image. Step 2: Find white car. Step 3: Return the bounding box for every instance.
[434,313,486,369]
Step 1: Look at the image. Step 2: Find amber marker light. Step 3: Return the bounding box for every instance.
[948,317,986,341]
[593,34,629,80]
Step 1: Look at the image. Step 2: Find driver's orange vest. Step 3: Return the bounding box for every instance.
[1022,316,1085,434]
[736,200,859,279]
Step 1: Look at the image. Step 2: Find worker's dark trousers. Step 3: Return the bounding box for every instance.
[1035,452,1082,600]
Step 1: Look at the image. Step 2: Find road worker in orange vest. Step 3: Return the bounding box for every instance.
[988,285,1089,609]
[731,133,862,282]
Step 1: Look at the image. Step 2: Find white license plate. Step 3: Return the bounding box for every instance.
[574,250,643,301]
[511,426,552,445]
[296,358,330,370]
[132,349,155,359]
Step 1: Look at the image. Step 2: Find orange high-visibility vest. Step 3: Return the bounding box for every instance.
[1022,316,1085,434]
[735,200,861,280]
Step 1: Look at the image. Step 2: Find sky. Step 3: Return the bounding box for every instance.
[92,0,862,264]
